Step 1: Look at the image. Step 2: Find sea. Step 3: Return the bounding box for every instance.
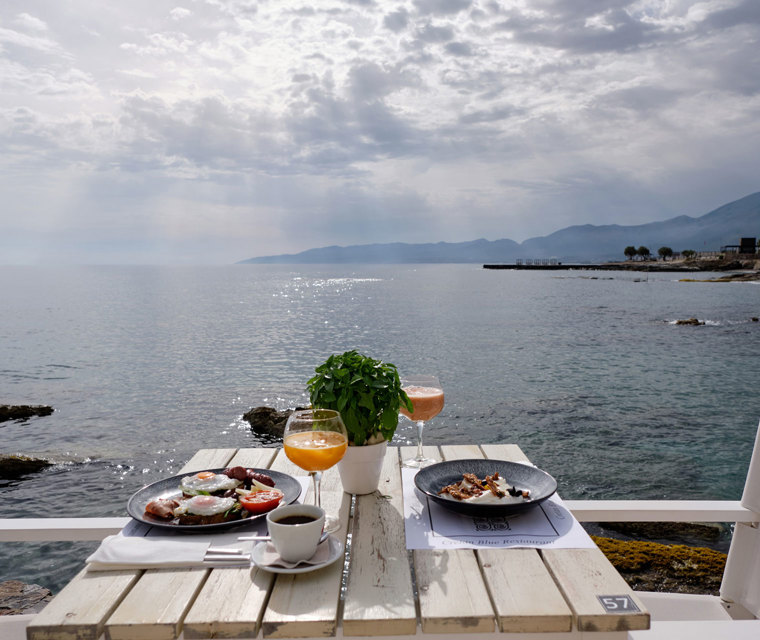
[1,264,759,592]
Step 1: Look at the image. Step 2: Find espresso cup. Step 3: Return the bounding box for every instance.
[266,504,325,563]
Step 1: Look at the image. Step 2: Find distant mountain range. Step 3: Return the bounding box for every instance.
[238,192,760,264]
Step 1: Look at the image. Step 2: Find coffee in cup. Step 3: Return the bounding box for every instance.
[266,504,325,563]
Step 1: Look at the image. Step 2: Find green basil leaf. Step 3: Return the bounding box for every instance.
[306,350,406,445]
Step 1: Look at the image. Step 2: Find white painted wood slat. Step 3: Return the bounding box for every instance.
[260,451,350,639]
[542,547,650,632]
[477,443,573,633]
[22,569,141,640]
[342,447,416,636]
[440,443,483,461]
[478,548,573,633]
[414,547,496,634]
[181,448,279,639]
[480,443,531,464]
[182,567,272,640]
[412,445,495,634]
[106,568,209,640]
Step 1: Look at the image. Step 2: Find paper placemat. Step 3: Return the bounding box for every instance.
[402,468,595,550]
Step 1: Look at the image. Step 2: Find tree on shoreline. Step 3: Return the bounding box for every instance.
[637,246,650,260]
[658,246,673,261]
[682,249,696,259]
[624,246,637,260]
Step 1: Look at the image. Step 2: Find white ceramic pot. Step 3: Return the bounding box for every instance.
[337,440,387,495]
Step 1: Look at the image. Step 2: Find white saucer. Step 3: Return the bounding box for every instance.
[252,536,343,574]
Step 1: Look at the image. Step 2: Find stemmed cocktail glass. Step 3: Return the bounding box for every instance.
[283,409,348,532]
[400,375,444,469]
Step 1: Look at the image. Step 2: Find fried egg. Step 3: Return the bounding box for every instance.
[179,471,240,495]
[173,495,236,516]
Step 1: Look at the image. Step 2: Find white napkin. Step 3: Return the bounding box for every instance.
[255,538,331,569]
[86,535,212,571]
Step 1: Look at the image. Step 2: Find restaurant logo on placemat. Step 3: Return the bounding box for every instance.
[474,517,511,531]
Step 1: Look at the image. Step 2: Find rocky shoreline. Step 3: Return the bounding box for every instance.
[680,271,760,282]
[599,256,759,279]
[0,581,52,616]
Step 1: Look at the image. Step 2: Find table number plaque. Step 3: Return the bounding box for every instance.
[597,595,640,613]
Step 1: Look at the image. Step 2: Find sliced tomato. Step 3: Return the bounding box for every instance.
[239,489,284,514]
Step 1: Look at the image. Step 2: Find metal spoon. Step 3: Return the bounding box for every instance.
[237,531,330,544]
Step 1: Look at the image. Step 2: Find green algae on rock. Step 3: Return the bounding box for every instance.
[592,536,727,595]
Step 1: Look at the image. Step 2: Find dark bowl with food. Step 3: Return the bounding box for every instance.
[414,459,557,517]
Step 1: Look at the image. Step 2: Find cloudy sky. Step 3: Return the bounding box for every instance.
[1,0,759,264]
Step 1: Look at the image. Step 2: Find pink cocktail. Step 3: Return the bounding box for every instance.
[400,386,445,422]
[401,376,444,469]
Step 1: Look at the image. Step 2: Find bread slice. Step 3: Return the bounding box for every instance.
[176,502,247,526]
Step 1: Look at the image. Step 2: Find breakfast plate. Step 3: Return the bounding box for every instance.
[126,468,302,532]
[413,459,557,517]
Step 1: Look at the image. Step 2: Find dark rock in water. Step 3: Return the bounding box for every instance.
[0,454,54,479]
[243,406,307,439]
[0,580,52,615]
[0,405,53,423]
[675,318,704,326]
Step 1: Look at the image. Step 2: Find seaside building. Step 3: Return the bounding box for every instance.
[721,237,756,255]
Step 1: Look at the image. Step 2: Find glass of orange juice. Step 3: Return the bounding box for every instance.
[400,375,444,469]
[283,409,348,532]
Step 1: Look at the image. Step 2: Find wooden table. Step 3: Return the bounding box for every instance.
[26,444,650,640]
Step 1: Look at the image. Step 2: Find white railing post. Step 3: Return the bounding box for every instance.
[719,419,760,618]
[740,419,760,514]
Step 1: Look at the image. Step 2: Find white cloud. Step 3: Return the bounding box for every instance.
[170,7,192,21]
[15,13,48,32]
[0,25,62,54]
[0,0,759,264]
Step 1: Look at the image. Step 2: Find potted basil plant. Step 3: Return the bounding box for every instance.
[307,350,412,494]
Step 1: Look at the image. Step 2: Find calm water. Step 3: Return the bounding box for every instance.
[2,264,759,591]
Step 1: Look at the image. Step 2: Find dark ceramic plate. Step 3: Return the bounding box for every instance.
[126,468,301,532]
[414,459,557,517]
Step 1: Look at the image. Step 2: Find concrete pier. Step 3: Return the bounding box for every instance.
[483,263,600,270]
